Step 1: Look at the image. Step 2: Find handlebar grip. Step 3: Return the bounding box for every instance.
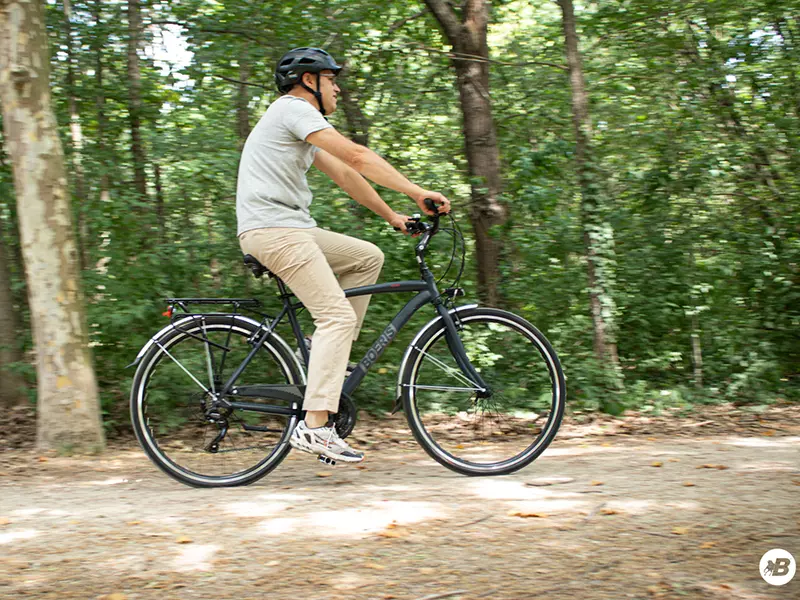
[424,198,439,214]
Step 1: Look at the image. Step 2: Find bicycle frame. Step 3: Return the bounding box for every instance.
[220,275,488,415]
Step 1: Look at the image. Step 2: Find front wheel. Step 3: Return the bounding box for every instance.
[401,307,566,476]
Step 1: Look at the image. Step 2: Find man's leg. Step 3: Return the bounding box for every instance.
[239,227,365,463]
[310,228,384,341]
[239,228,354,415]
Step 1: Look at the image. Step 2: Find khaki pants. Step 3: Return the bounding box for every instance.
[239,227,384,413]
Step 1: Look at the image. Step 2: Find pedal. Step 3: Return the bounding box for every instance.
[317,454,336,466]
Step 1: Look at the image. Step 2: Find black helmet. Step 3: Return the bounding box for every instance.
[274,47,343,94]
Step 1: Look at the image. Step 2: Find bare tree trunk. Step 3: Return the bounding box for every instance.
[154,161,165,243]
[127,0,148,201]
[91,0,110,208]
[557,0,622,376]
[338,81,370,147]
[0,0,105,451]
[0,228,27,407]
[62,0,89,271]
[690,313,704,389]
[424,0,508,306]
[236,56,252,146]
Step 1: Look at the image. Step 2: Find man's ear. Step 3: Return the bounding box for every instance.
[301,72,316,88]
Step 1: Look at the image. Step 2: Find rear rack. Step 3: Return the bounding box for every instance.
[161,298,275,349]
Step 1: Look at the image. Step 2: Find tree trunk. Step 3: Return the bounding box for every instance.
[557,0,622,375]
[338,81,370,147]
[236,56,252,146]
[154,161,166,243]
[62,0,89,271]
[0,228,27,407]
[0,0,105,451]
[424,0,508,306]
[127,0,147,201]
[91,0,110,208]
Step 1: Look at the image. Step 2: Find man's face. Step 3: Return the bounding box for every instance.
[302,70,340,114]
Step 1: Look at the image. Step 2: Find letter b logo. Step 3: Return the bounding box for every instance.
[760,549,796,586]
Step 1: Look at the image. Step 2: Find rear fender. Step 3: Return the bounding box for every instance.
[127,314,305,384]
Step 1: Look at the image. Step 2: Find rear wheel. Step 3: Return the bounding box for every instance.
[130,315,304,487]
[401,307,565,476]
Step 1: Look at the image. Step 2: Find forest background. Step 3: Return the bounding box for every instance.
[0,0,797,446]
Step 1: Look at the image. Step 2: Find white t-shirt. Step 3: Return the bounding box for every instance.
[236,96,333,235]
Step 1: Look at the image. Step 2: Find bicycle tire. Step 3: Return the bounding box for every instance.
[130,314,304,487]
[401,307,565,476]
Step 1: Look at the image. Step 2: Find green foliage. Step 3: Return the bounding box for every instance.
[0,0,796,426]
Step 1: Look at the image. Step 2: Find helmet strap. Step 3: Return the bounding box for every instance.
[299,73,326,116]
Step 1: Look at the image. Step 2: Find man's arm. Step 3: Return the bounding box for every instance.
[306,127,450,215]
[313,149,410,231]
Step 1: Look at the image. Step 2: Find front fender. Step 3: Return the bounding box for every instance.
[394,304,478,403]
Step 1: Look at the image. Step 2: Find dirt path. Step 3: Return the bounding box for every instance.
[1,407,799,600]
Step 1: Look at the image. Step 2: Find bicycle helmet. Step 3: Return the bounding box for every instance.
[274,47,343,115]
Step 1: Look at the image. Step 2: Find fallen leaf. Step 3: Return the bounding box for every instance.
[508,511,548,518]
[668,458,680,463]
[792,480,800,486]
[126,521,141,526]
[762,430,775,436]
[316,472,332,478]
[104,594,128,600]
[683,482,696,487]
[699,541,717,549]
[0,517,10,526]
[651,461,663,467]
[364,562,386,570]
[647,437,658,442]
[377,529,407,539]
[455,444,464,449]
[696,464,729,470]
[37,456,48,463]
[175,536,193,544]
[671,527,689,535]
[355,465,367,470]
[646,585,661,596]
[601,442,612,447]
[418,567,436,575]
[719,583,732,590]
[600,509,619,516]
[590,480,604,486]
[526,477,575,487]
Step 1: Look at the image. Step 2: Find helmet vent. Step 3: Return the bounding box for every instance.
[298,58,315,64]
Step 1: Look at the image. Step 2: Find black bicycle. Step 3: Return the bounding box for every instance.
[129,202,566,487]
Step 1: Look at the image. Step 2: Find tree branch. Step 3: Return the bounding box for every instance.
[397,42,568,71]
[389,8,430,32]
[214,74,269,89]
[148,20,264,45]
[423,0,463,42]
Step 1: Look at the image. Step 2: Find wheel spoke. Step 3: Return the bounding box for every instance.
[403,310,565,475]
[133,318,299,486]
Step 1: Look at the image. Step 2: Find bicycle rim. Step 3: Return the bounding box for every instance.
[132,319,299,486]
[405,310,564,475]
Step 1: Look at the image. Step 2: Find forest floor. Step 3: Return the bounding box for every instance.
[1,403,799,600]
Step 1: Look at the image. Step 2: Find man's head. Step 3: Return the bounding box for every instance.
[275,47,342,115]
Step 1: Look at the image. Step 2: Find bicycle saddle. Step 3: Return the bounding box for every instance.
[242,254,273,279]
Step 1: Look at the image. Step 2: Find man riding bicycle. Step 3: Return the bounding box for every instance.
[236,47,450,464]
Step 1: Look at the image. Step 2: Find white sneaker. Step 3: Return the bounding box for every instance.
[290,420,364,463]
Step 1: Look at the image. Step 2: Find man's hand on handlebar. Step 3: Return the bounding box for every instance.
[413,190,451,216]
